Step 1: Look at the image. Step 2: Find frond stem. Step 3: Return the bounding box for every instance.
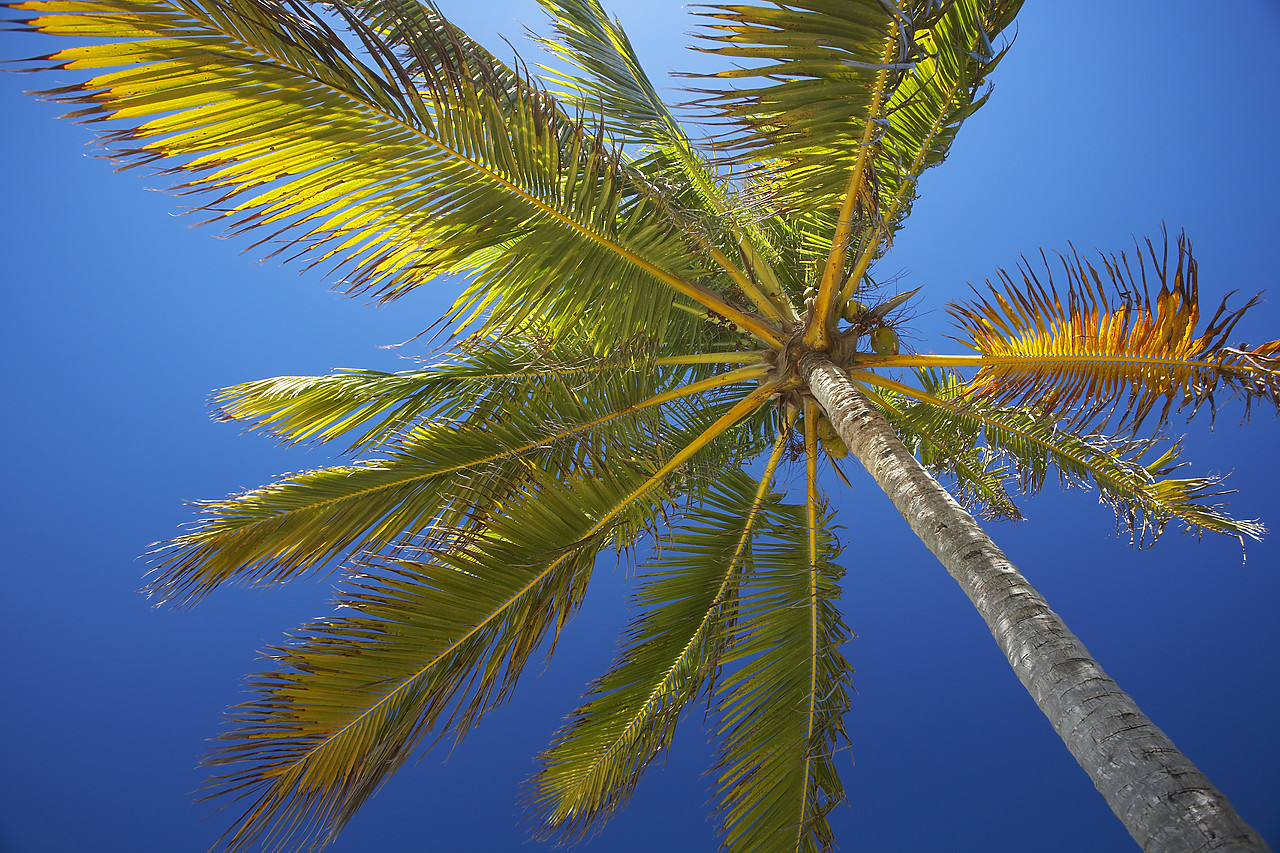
[798,397,821,842]
[806,35,900,350]
[654,352,767,365]
[707,245,785,325]
[854,352,1279,373]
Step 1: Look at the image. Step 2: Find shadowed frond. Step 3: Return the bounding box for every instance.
[150,361,770,604]
[526,430,792,842]
[948,232,1280,431]
[203,382,779,852]
[860,374,1020,519]
[205,466,667,853]
[9,0,784,344]
[710,453,852,853]
[211,339,704,452]
[855,368,1264,545]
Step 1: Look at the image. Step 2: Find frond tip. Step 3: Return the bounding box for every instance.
[950,230,1280,431]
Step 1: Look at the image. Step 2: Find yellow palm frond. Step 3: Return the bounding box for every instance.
[948,231,1280,431]
[11,0,785,345]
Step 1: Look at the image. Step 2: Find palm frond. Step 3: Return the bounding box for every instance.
[860,373,1021,519]
[211,339,706,452]
[9,0,784,345]
[537,0,796,322]
[535,0,680,144]
[685,0,1022,346]
[203,380,779,852]
[150,362,769,604]
[948,231,1280,431]
[855,368,1264,545]
[978,406,1263,546]
[688,0,914,214]
[205,465,666,853]
[711,438,852,853]
[831,0,1022,306]
[526,429,793,842]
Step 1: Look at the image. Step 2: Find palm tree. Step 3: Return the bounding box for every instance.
[6,0,1276,850]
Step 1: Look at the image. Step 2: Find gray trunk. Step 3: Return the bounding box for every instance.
[799,352,1270,852]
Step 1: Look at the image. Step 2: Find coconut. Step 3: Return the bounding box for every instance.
[841,298,869,323]
[869,326,899,356]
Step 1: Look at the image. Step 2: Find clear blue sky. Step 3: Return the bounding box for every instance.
[2,2,1277,851]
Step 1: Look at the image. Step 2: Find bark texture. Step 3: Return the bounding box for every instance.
[800,352,1270,853]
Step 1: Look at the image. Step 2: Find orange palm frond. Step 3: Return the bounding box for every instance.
[948,230,1280,431]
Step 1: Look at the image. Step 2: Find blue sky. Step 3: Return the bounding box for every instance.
[2,2,1278,851]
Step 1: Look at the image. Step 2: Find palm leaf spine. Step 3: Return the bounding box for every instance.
[806,34,900,350]
[800,398,822,846]
[655,352,767,365]
[800,351,1270,852]
[856,352,1275,371]
[707,244,786,325]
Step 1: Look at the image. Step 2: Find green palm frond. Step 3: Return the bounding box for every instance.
[211,339,708,452]
[687,0,1023,344]
[151,361,769,604]
[947,231,1280,431]
[856,368,1263,545]
[203,381,780,852]
[688,0,914,211]
[861,373,1021,519]
[206,465,668,853]
[526,432,792,842]
[11,0,788,344]
[711,428,852,853]
[536,0,679,144]
[536,0,797,322]
[831,0,1021,306]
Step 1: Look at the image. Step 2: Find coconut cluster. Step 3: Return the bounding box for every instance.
[840,298,899,356]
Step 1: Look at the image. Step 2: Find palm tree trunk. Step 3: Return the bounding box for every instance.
[799,352,1271,853]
